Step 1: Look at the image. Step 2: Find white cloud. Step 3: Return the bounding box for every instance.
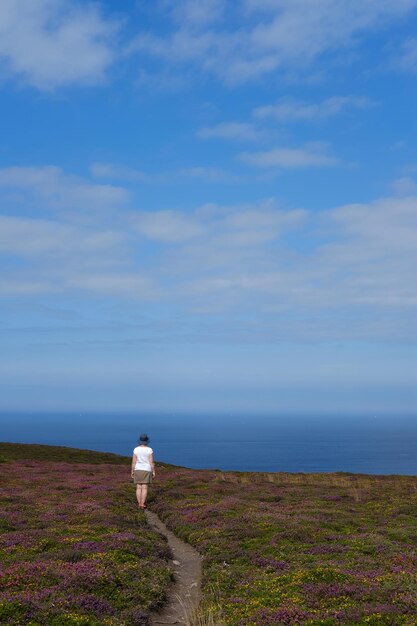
[175,195,417,318]
[254,96,375,121]
[0,213,157,298]
[90,162,149,183]
[0,166,128,211]
[66,273,155,297]
[177,166,238,182]
[239,144,339,168]
[133,195,417,332]
[392,37,417,73]
[0,215,123,258]
[0,277,54,295]
[91,162,236,184]
[0,0,119,90]
[326,196,417,254]
[130,0,417,83]
[198,122,264,141]
[2,163,417,340]
[0,191,306,299]
[169,0,224,27]
[211,205,305,246]
[391,176,417,195]
[133,210,205,243]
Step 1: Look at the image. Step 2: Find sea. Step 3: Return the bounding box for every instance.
[1,412,417,475]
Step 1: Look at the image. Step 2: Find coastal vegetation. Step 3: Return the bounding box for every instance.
[2,442,417,625]
[0,443,172,625]
[151,466,417,625]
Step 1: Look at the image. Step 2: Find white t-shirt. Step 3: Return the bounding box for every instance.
[133,445,153,471]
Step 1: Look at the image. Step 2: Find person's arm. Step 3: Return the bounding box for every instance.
[131,454,137,478]
[150,453,155,478]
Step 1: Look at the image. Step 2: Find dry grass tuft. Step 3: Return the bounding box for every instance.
[178,589,226,626]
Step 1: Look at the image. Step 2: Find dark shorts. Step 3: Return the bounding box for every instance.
[133,470,153,484]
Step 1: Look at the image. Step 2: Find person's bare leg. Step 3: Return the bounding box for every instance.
[140,485,145,507]
[135,485,142,507]
[141,484,148,507]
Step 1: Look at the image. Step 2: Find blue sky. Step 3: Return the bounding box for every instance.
[1,0,417,413]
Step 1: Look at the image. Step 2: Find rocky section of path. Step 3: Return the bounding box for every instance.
[145,510,202,626]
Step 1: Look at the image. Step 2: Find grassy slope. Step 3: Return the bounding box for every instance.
[0,442,173,626]
[3,442,417,626]
[150,466,417,626]
[0,442,128,465]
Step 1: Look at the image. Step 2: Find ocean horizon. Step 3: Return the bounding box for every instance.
[1,411,417,475]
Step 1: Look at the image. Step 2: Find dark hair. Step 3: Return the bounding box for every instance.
[138,433,150,444]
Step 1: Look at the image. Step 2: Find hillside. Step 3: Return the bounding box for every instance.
[2,443,417,625]
[0,443,173,626]
[150,467,417,625]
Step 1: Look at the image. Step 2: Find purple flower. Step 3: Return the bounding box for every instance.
[307,544,348,554]
[240,606,314,625]
[252,556,290,571]
[75,594,115,616]
[121,607,150,625]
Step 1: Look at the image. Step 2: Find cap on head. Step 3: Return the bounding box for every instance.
[138,433,149,444]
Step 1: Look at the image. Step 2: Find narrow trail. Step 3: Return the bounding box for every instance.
[145,509,202,626]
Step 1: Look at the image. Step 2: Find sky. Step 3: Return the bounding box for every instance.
[1,0,417,414]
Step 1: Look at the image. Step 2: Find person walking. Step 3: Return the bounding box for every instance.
[131,433,155,510]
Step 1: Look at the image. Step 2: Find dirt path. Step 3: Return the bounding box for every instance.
[145,510,202,626]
